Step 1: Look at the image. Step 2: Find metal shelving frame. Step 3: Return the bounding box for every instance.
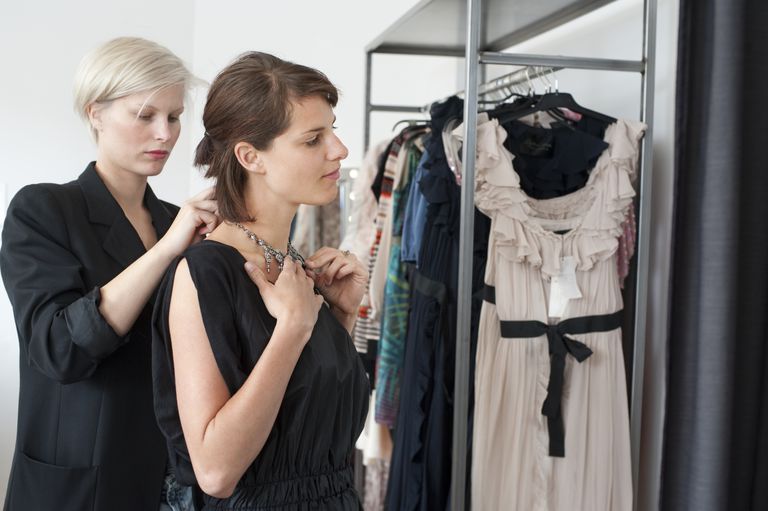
[362,1,657,509]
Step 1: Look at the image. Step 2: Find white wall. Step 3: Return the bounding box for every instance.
[188,0,459,193]
[0,0,676,508]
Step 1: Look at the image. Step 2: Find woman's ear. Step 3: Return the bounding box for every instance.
[86,103,103,133]
[234,142,265,174]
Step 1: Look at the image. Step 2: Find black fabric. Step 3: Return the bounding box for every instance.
[498,119,608,199]
[386,93,491,511]
[484,286,622,457]
[152,240,369,510]
[371,137,397,202]
[661,1,768,510]
[0,163,176,511]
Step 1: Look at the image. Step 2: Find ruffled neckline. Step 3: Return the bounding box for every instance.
[463,113,647,277]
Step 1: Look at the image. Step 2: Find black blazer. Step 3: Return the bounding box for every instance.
[0,163,179,511]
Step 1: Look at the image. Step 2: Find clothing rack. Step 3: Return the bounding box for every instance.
[362,0,657,509]
[424,64,563,110]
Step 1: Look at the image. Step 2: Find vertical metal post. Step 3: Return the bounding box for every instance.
[358,53,374,503]
[364,51,373,152]
[451,0,481,509]
[632,0,657,509]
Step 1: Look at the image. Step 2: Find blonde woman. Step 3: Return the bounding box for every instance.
[0,37,218,510]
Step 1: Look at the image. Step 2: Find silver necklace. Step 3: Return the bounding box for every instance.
[234,222,304,273]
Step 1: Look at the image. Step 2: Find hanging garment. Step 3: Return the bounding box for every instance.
[386,95,492,511]
[375,138,423,426]
[355,127,425,372]
[355,390,393,511]
[340,140,390,380]
[500,118,608,199]
[369,127,429,324]
[497,113,638,287]
[451,111,638,287]
[400,148,432,267]
[340,140,391,264]
[469,113,645,511]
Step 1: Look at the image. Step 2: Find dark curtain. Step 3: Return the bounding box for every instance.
[661,1,768,510]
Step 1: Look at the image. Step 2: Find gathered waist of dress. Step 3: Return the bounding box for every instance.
[204,465,356,509]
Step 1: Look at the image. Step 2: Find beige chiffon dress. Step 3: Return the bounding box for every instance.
[470,114,646,511]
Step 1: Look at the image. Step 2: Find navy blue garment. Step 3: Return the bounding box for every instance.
[386,96,491,511]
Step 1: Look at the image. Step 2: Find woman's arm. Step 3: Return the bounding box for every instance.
[169,258,322,498]
[0,185,218,384]
[99,188,219,336]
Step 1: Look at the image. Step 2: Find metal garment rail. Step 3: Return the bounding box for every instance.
[362,1,657,509]
[450,0,481,508]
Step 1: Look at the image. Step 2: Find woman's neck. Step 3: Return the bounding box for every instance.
[93,160,148,212]
[242,202,296,250]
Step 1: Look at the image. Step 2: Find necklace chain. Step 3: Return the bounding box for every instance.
[233,222,304,273]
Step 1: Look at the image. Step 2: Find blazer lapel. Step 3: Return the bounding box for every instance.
[143,185,175,239]
[78,163,147,270]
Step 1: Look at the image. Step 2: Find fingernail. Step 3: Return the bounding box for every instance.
[244,261,255,272]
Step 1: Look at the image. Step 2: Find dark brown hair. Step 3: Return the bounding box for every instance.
[194,52,339,222]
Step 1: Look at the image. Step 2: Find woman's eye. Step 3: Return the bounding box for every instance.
[169,116,180,123]
[306,136,320,146]
[138,114,153,121]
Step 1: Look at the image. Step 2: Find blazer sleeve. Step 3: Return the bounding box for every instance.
[0,185,126,384]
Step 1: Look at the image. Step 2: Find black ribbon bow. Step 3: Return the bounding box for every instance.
[484,285,622,457]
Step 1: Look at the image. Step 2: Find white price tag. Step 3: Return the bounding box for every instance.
[548,256,582,318]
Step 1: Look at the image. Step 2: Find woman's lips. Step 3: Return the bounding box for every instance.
[323,169,340,180]
[146,150,169,160]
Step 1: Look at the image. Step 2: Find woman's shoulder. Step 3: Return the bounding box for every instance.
[4,179,84,240]
[166,240,253,316]
[10,179,80,212]
[183,239,242,259]
[180,240,246,280]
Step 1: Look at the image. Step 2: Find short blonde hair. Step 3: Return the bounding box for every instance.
[73,37,193,140]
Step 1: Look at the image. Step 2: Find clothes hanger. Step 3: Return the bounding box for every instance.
[391,118,430,132]
[498,90,616,125]
[478,84,526,106]
[497,67,616,125]
[489,68,539,117]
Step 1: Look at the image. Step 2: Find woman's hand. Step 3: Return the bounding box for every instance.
[245,258,323,344]
[304,247,368,316]
[155,187,220,258]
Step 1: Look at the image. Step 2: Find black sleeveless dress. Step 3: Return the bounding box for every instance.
[152,240,369,510]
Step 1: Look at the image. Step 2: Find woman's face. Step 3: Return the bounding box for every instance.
[91,84,185,178]
[257,95,349,206]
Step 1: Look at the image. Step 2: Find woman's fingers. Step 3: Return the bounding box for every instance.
[305,246,351,269]
[196,211,220,235]
[321,258,349,285]
[190,199,218,214]
[189,186,215,202]
[305,248,357,283]
[244,260,271,295]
